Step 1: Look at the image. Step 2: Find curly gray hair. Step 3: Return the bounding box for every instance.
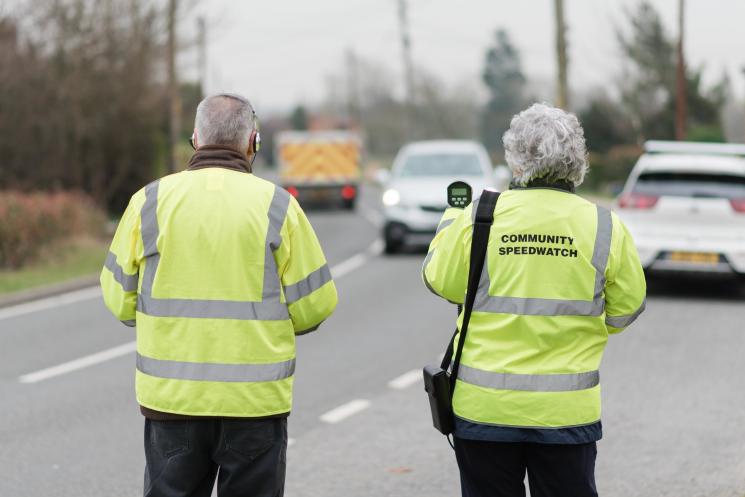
[502,103,588,187]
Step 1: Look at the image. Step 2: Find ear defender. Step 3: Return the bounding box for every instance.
[249,113,261,154]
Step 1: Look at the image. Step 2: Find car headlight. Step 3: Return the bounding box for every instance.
[382,188,401,207]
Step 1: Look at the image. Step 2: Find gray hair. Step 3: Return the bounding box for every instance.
[195,93,256,151]
[502,103,588,187]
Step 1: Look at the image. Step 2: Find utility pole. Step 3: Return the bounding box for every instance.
[345,48,362,129]
[197,16,207,99]
[397,0,415,137]
[554,0,569,109]
[167,0,182,173]
[675,0,687,141]
[742,66,745,143]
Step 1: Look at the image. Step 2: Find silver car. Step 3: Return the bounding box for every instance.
[380,140,495,254]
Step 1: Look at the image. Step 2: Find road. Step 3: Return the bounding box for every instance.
[1,179,744,497]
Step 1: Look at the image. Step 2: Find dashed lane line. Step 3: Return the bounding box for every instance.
[18,341,137,384]
[388,369,423,390]
[330,239,383,279]
[319,399,372,424]
[359,207,384,230]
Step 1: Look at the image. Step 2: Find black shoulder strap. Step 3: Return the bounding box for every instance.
[446,190,499,396]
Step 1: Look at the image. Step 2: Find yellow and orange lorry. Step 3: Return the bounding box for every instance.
[275,130,362,209]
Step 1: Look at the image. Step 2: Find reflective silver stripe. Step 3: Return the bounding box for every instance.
[263,187,291,301]
[470,196,482,223]
[435,218,454,235]
[421,249,439,296]
[458,364,599,392]
[137,294,290,321]
[591,206,612,299]
[140,181,161,296]
[606,299,646,328]
[104,251,138,292]
[121,319,136,327]
[474,296,603,316]
[284,264,332,304]
[135,181,292,321]
[136,353,295,382]
[473,204,613,316]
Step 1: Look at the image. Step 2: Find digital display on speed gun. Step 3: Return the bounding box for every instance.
[447,181,472,208]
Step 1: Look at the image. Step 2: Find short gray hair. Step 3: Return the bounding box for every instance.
[195,93,256,151]
[502,103,588,187]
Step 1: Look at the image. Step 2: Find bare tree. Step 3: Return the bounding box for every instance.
[0,0,170,212]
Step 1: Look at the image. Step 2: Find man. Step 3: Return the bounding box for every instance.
[101,93,337,497]
[423,103,646,497]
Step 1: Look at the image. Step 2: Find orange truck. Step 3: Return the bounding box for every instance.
[276,130,362,209]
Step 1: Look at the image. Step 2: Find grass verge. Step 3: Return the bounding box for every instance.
[0,236,107,294]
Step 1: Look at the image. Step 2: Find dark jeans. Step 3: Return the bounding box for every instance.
[454,437,598,497]
[144,417,287,497]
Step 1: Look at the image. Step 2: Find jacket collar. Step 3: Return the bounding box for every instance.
[187,145,252,174]
[510,177,576,193]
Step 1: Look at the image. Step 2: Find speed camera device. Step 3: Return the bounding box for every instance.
[447,181,472,208]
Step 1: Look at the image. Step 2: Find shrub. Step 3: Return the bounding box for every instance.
[583,144,643,194]
[0,191,105,269]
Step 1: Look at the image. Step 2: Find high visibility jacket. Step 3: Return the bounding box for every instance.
[423,187,646,431]
[101,168,337,417]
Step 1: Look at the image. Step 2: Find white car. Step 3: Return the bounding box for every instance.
[616,140,745,277]
[380,140,495,254]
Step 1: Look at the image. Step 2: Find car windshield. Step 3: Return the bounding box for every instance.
[398,153,484,177]
[633,172,745,199]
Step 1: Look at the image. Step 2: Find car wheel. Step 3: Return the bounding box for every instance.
[384,237,402,254]
[383,223,406,255]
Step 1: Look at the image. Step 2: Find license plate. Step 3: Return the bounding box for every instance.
[667,251,719,264]
[309,190,330,200]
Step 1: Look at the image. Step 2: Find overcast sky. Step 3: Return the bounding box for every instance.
[191,0,745,114]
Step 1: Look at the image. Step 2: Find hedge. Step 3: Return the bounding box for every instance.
[0,191,105,269]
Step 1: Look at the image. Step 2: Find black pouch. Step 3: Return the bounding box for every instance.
[423,364,454,435]
[422,190,499,436]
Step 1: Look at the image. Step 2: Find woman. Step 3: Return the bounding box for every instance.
[423,103,646,497]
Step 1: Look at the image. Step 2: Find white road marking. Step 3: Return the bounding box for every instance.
[319,399,371,424]
[359,208,384,229]
[19,341,136,384]
[0,286,101,322]
[330,252,369,280]
[330,239,382,279]
[388,369,422,390]
[367,238,384,255]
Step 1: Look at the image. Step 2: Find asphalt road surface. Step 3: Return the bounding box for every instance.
[1,178,744,497]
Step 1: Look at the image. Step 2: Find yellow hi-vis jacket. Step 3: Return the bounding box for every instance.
[101,168,337,417]
[422,187,646,430]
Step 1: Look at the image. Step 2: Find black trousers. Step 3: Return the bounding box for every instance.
[143,417,287,497]
[454,438,598,497]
